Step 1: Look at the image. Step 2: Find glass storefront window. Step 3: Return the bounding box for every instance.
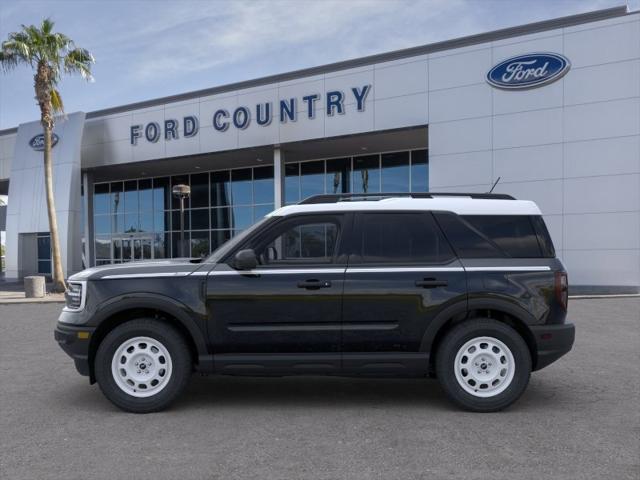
[300,161,325,200]
[153,177,171,211]
[211,207,232,230]
[411,149,429,192]
[92,149,427,265]
[352,155,380,194]
[211,171,231,208]
[254,166,274,204]
[232,205,253,230]
[139,179,153,211]
[171,175,190,209]
[326,158,350,194]
[285,164,300,204]
[231,169,252,205]
[94,183,110,215]
[190,231,210,258]
[190,208,210,230]
[190,173,209,208]
[381,151,410,192]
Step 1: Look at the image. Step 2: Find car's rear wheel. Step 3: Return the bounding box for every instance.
[95,319,191,413]
[436,318,531,412]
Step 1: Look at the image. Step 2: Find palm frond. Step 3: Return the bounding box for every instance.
[64,47,94,81]
[50,88,64,114]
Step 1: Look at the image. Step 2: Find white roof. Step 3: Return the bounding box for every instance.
[269,197,542,217]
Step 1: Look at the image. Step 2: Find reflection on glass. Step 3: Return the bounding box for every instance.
[211,230,232,251]
[94,215,111,235]
[326,158,350,194]
[153,177,170,210]
[139,179,153,211]
[94,184,110,215]
[232,206,253,230]
[124,212,139,232]
[211,207,231,229]
[190,173,209,208]
[411,149,429,192]
[352,155,380,194]
[254,204,274,221]
[112,238,122,262]
[95,236,111,259]
[154,233,168,259]
[231,169,252,205]
[171,175,190,209]
[254,166,274,204]
[110,182,123,219]
[38,260,52,274]
[211,171,231,207]
[139,214,153,232]
[190,231,210,258]
[124,180,138,213]
[190,208,210,230]
[153,211,167,232]
[381,152,410,192]
[301,161,325,200]
[285,163,300,204]
[171,210,190,232]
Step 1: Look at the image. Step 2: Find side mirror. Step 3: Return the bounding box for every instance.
[233,249,258,270]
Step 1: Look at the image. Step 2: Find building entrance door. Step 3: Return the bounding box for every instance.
[114,236,153,263]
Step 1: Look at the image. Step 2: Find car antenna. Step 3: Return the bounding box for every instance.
[488,176,501,193]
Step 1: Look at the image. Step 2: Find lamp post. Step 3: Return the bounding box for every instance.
[172,184,191,258]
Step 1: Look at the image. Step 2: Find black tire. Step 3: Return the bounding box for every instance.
[435,318,531,412]
[95,319,192,413]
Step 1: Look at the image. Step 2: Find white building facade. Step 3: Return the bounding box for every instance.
[0,6,638,293]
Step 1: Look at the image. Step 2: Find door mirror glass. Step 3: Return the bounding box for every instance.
[234,249,258,270]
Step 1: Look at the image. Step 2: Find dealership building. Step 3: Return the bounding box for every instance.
[0,6,638,293]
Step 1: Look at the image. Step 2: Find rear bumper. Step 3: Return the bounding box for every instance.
[530,322,575,371]
[54,323,95,377]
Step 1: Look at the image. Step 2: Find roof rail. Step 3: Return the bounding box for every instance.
[298,192,515,204]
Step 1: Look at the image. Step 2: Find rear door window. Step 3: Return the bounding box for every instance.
[355,213,455,264]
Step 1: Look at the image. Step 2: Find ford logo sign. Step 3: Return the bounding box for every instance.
[487,53,570,90]
[29,133,59,151]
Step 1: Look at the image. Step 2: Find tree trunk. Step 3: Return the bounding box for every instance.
[35,63,66,292]
[43,123,66,292]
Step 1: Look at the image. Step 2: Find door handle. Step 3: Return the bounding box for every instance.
[297,279,332,290]
[415,278,448,288]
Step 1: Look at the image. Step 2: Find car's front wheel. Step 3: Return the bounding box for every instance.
[436,318,531,412]
[95,319,192,413]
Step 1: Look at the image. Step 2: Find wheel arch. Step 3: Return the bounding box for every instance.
[87,295,208,383]
[421,297,539,373]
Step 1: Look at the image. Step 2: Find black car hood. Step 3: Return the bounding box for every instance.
[68,259,202,281]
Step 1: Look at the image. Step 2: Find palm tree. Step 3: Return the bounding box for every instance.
[0,19,94,292]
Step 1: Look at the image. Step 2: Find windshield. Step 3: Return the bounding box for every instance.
[204,216,272,264]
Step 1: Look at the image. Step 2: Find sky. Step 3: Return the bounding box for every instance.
[0,0,636,130]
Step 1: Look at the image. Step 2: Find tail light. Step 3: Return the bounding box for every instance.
[555,271,568,311]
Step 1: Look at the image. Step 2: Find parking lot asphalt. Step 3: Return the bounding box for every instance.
[1,298,638,480]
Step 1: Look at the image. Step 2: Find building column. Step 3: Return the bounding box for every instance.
[273,146,285,208]
[82,172,94,268]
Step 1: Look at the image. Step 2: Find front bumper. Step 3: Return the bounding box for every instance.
[530,322,575,371]
[54,323,95,377]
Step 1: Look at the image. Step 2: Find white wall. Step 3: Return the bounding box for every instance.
[428,13,640,289]
[80,57,429,168]
[0,133,16,181]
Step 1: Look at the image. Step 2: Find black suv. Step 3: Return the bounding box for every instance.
[55,193,574,413]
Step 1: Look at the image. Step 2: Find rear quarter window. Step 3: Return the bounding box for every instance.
[434,213,554,258]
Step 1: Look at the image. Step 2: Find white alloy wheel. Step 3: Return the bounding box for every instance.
[453,336,515,398]
[111,336,173,398]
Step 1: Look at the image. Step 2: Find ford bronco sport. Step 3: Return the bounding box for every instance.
[55,193,574,413]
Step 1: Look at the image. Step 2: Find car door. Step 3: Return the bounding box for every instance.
[341,211,467,373]
[206,213,350,372]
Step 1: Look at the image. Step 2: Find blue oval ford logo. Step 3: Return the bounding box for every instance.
[29,133,59,151]
[487,53,570,90]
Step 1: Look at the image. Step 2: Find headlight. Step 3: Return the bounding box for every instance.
[64,281,86,311]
